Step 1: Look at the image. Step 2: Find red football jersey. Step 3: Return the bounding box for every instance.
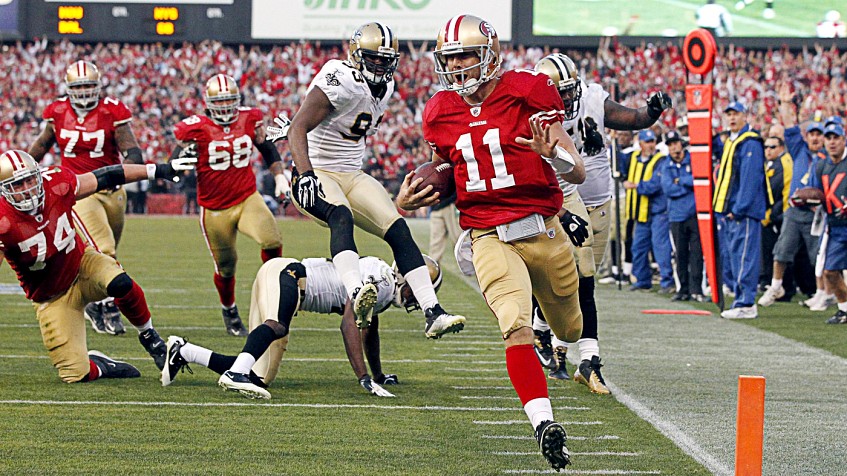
[173,108,263,209]
[423,70,565,229]
[0,167,85,302]
[43,97,133,174]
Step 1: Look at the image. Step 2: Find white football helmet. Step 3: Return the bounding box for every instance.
[348,22,400,85]
[65,60,101,112]
[0,150,44,213]
[204,74,241,125]
[535,53,582,120]
[392,254,443,312]
[434,14,501,97]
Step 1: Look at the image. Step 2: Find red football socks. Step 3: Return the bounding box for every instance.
[261,247,282,262]
[505,344,549,405]
[114,281,151,326]
[86,359,101,381]
[214,273,236,307]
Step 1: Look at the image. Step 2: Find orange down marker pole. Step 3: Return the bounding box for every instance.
[735,375,766,476]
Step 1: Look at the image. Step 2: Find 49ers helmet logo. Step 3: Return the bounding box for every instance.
[479,21,496,38]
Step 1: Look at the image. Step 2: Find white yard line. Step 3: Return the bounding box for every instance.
[503,470,660,475]
[483,435,620,441]
[493,451,638,457]
[474,420,602,426]
[463,396,577,401]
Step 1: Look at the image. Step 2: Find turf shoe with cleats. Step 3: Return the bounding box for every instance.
[84,302,108,334]
[534,420,571,470]
[161,335,192,386]
[548,346,570,380]
[826,310,847,324]
[101,298,126,335]
[423,304,466,339]
[139,327,167,370]
[222,305,248,336]
[352,283,379,329]
[534,329,556,371]
[574,356,610,394]
[88,350,141,379]
[219,370,272,399]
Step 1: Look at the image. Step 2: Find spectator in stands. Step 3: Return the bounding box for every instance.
[661,131,704,302]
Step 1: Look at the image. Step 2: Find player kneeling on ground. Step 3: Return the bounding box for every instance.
[161,255,444,398]
[0,150,182,381]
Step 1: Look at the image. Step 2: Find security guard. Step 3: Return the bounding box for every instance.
[622,129,673,292]
[713,102,769,319]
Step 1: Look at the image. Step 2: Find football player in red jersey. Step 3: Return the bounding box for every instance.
[0,150,181,382]
[171,74,287,337]
[29,61,147,336]
[396,15,585,471]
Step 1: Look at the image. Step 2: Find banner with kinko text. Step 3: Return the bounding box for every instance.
[251,0,512,41]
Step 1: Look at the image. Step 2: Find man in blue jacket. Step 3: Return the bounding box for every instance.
[713,101,768,318]
[623,129,673,292]
[661,131,704,301]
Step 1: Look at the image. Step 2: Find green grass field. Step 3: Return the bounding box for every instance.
[533,0,845,37]
[0,217,712,475]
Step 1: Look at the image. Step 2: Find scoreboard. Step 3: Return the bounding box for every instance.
[25,1,252,42]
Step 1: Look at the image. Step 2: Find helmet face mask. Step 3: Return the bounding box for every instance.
[535,54,582,120]
[204,74,241,125]
[349,22,400,85]
[65,61,101,112]
[434,15,501,97]
[0,150,44,213]
[392,254,442,312]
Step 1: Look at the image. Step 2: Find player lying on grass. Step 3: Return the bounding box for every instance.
[161,255,444,398]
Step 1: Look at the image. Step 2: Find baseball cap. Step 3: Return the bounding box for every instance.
[824,123,845,137]
[665,130,683,143]
[724,101,747,113]
[638,129,657,142]
[806,122,825,133]
[825,116,844,128]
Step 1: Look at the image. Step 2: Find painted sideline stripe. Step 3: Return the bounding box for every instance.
[483,435,620,441]
[453,386,514,390]
[446,376,510,381]
[493,451,638,457]
[474,420,602,425]
[446,368,506,372]
[605,381,731,476]
[0,400,535,412]
[0,354,502,365]
[504,470,660,475]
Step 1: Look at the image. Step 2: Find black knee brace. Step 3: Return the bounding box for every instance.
[383,220,424,275]
[578,276,598,340]
[106,273,134,298]
[326,206,357,257]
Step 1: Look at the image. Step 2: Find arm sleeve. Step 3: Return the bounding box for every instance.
[731,141,766,217]
[784,126,808,165]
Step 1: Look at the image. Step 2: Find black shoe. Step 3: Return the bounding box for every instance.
[826,310,847,324]
[101,299,126,335]
[671,293,691,301]
[534,329,556,371]
[374,373,399,385]
[548,346,570,380]
[218,370,271,399]
[574,356,610,394]
[423,304,466,339]
[84,302,107,334]
[534,420,570,470]
[161,335,192,386]
[88,350,141,379]
[139,328,166,370]
[222,305,248,336]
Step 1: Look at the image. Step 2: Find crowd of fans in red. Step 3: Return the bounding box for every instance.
[1,38,845,200]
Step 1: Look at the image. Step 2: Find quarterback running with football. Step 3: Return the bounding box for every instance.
[0,149,181,382]
[271,22,464,339]
[532,54,673,393]
[161,254,444,398]
[28,61,147,336]
[171,74,287,337]
[397,15,584,471]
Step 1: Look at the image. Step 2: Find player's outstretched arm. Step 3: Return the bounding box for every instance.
[288,87,334,174]
[339,301,394,397]
[76,163,179,200]
[604,92,672,131]
[27,122,57,163]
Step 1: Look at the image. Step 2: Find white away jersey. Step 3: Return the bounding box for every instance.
[559,81,614,207]
[306,59,394,172]
[301,256,395,315]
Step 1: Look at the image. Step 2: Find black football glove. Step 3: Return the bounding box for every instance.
[560,210,590,247]
[583,117,605,156]
[646,92,673,120]
[154,162,181,182]
[374,373,399,385]
[292,170,324,209]
[359,375,395,397]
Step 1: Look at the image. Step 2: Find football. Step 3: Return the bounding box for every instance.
[413,159,455,199]
[790,187,825,207]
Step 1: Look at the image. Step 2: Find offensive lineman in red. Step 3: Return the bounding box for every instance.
[172,74,287,336]
[0,150,180,382]
[29,61,147,336]
[397,15,584,471]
